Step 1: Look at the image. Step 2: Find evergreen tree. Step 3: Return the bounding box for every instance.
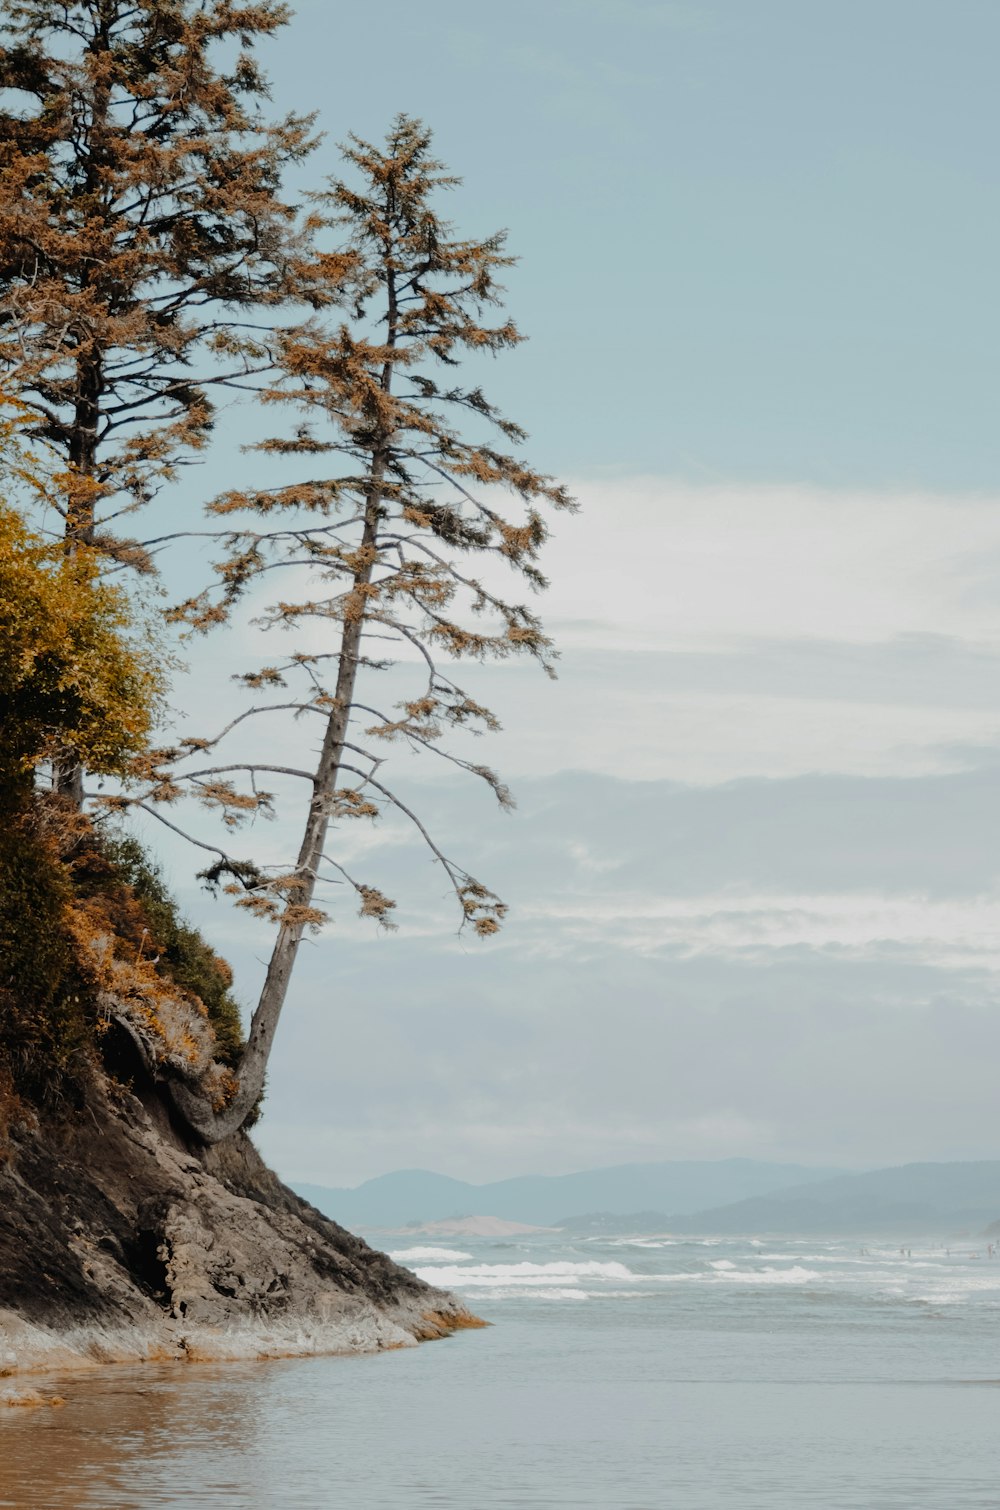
[0,0,323,558]
[140,115,574,1142]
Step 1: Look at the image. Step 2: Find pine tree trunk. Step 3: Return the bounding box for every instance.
[54,352,102,803]
[56,22,107,805]
[169,255,402,1145]
[168,459,387,1144]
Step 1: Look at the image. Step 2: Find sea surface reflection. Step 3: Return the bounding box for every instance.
[3,1233,1000,1509]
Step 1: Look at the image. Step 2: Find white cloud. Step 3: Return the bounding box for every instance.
[520,887,1000,970]
[418,476,1000,783]
[163,476,1000,796]
[474,673,1000,783]
[143,478,1000,1183]
[545,477,1000,652]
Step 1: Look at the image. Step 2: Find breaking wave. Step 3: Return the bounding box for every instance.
[389,1247,474,1263]
[413,1260,635,1289]
[470,1287,590,1301]
[710,1264,823,1285]
[414,1256,832,1293]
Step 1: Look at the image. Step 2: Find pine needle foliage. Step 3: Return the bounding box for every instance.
[138,115,575,1143]
[0,0,323,556]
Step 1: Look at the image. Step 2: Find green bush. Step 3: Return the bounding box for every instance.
[0,808,246,1120]
[0,813,93,1101]
[98,835,246,1067]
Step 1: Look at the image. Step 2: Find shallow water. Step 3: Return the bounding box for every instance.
[3,1232,1000,1509]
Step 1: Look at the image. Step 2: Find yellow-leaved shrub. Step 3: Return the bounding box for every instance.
[0,503,163,788]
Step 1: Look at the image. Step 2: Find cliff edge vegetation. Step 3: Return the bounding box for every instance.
[0,492,476,1371]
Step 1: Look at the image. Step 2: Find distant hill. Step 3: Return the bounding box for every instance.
[293,1159,845,1229]
[668,1161,1000,1234]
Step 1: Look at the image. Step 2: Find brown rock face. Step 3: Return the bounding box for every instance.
[0,1071,480,1375]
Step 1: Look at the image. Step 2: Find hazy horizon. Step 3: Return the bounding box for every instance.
[298,1149,1000,1195]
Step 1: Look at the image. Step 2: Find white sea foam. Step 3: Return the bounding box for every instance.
[708,1265,823,1285]
[413,1260,635,1289]
[904,1273,1000,1305]
[389,1247,474,1263]
[737,1262,821,1286]
[476,1287,590,1301]
[428,1259,821,1291]
[606,1237,679,1249]
[755,1253,844,1264]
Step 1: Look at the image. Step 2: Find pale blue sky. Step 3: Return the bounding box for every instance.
[265,0,1000,489]
[137,2,1000,1184]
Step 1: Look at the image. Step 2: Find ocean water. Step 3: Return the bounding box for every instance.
[3,1230,1000,1509]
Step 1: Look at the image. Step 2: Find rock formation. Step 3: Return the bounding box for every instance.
[0,1056,480,1377]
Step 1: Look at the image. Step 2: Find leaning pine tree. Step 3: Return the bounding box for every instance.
[131,115,575,1143]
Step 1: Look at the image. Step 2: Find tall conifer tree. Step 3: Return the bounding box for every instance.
[0,0,323,557]
[142,115,574,1143]
[0,0,331,797]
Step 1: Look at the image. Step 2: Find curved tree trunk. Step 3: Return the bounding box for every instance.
[168,457,387,1144]
[168,243,404,1146]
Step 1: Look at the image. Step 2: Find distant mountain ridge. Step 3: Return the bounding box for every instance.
[293,1159,846,1229]
[668,1160,1000,1234]
[294,1159,1000,1235]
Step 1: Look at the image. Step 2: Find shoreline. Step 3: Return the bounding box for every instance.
[0,1298,486,1385]
[0,1073,488,1393]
